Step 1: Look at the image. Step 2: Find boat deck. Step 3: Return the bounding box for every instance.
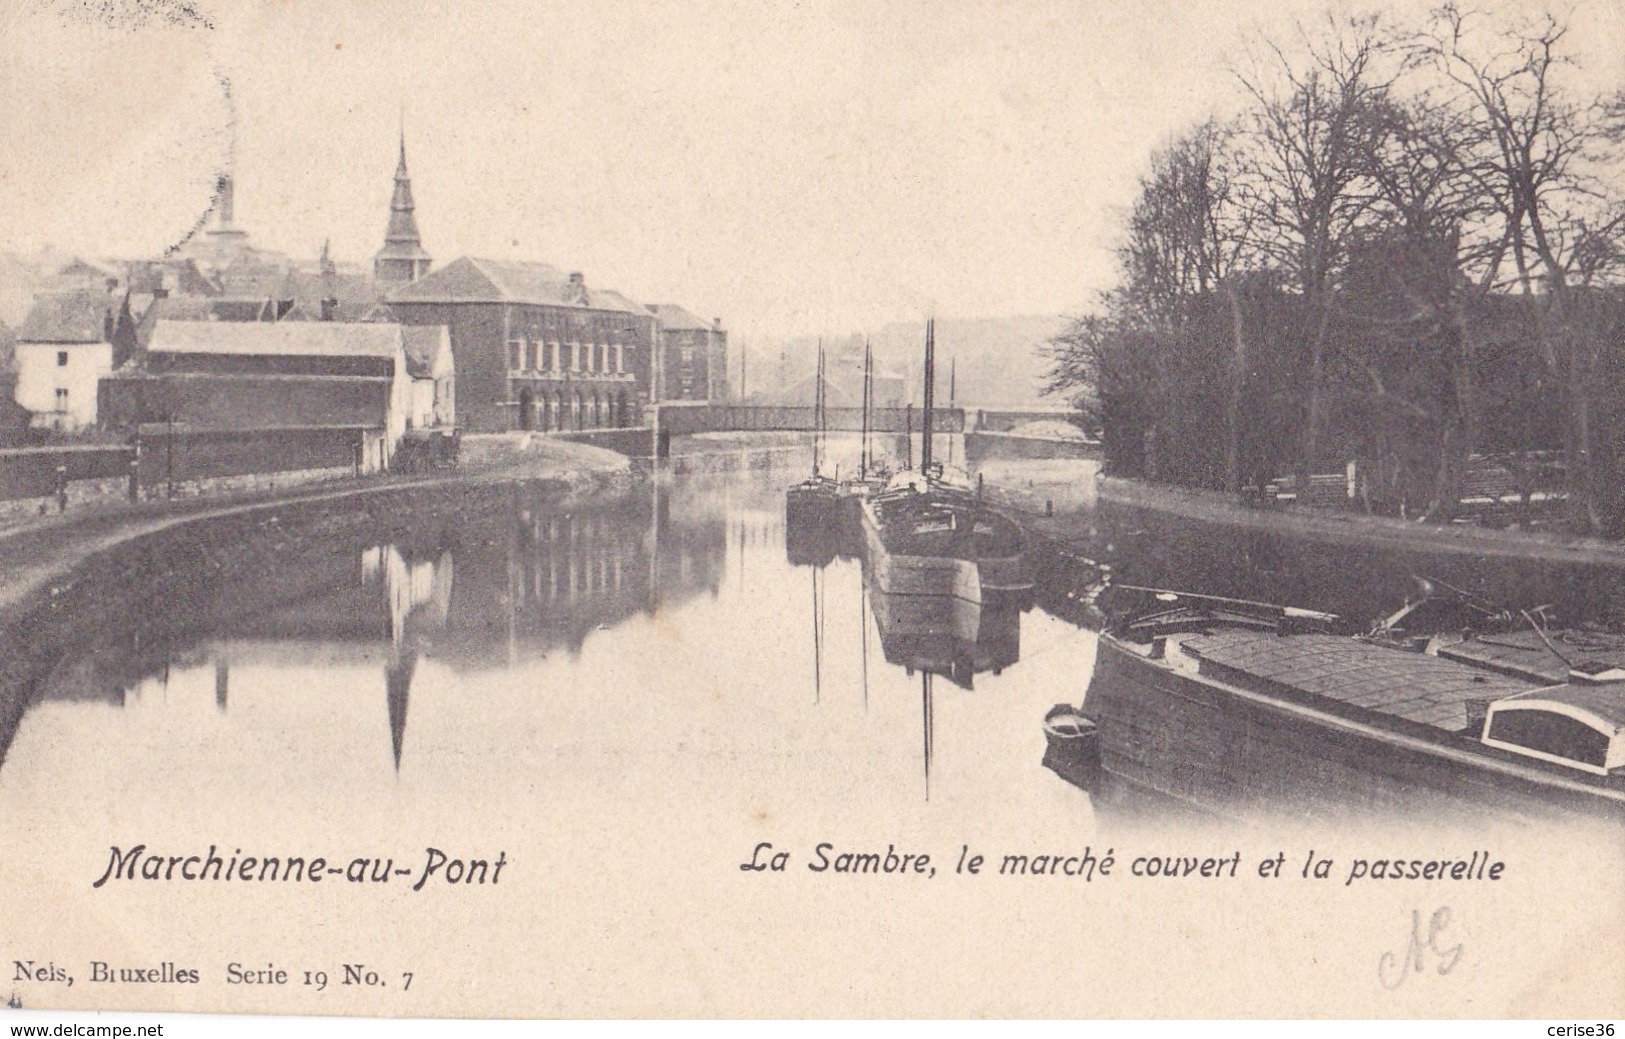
[1435,628,1625,684]
[866,489,1019,561]
[1179,632,1539,734]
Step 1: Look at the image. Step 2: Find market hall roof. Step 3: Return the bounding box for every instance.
[147,319,408,359]
[386,257,648,314]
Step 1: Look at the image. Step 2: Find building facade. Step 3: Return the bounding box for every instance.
[649,304,727,402]
[101,319,426,472]
[401,325,455,430]
[12,290,135,431]
[386,257,654,432]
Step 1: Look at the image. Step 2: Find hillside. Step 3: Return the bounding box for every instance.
[739,314,1066,407]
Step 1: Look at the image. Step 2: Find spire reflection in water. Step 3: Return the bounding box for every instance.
[0,470,1101,844]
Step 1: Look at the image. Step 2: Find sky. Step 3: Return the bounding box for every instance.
[0,0,1621,337]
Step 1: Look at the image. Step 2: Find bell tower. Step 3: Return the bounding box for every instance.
[373,131,432,283]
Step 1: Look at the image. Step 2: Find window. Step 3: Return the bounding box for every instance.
[599,345,610,372]
[526,341,539,371]
[1485,708,1609,771]
[615,344,625,373]
[56,351,69,367]
[547,342,560,372]
[507,339,523,371]
[55,388,68,410]
[680,346,696,365]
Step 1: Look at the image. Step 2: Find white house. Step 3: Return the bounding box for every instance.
[401,325,455,430]
[12,290,133,431]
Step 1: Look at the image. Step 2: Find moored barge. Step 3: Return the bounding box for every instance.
[859,476,1032,604]
[1082,594,1625,823]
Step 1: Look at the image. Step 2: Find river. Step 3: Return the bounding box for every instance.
[1,442,1620,1015]
[8,442,1625,837]
[0,448,1108,918]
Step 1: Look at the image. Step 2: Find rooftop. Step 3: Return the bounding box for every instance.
[17,291,120,343]
[401,325,450,378]
[649,303,711,332]
[147,319,405,359]
[386,257,647,314]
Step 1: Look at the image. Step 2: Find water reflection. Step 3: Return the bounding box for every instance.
[7,477,1100,837]
[9,455,1625,824]
[6,452,1625,852]
[787,496,1037,800]
[0,479,736,776]
[866,583,1022,691]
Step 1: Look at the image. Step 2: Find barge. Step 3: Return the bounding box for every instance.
[859,476,1032,604]
[1081,593,1625,824]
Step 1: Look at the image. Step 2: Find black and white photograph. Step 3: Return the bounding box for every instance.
[0,0,1621,1023]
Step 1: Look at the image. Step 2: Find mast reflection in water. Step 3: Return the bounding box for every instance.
[788,497,1030,801]
[0,470,1100,836]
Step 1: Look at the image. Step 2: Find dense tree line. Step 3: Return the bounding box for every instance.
[1047,4,1625,533]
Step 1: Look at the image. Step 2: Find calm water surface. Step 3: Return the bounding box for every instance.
[7,448,1625,833]
[0,460,1102,841]
[4,450,1622,1015]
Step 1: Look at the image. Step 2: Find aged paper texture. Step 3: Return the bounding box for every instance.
[1,0,1622,1021]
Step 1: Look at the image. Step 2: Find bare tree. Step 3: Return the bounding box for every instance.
[1050,122,1251,480]
[1232,13,1400,498]
[1119,119,1250,323]
[1048,4,1625,526]
[1412,2,1625,532]
[1342,90,1503,517]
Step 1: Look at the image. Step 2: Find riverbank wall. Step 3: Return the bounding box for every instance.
[0,434,642,760]
[988,469,1625,634]
[0,435,630,620]
[1092,475,1625,566]
[0,427,816,637]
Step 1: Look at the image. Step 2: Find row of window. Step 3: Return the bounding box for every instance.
[507,340,626,375]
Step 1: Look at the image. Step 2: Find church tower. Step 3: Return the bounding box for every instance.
[373,132,432,283]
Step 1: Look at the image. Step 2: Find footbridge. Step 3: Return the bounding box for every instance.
[552,403,1095,463]
[649,402,964,437]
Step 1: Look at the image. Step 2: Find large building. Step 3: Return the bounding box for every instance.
[647,304,727,402]
[386,257,655,432]
[12,133,728,441]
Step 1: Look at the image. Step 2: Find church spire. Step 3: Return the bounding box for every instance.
[374,128,432,283]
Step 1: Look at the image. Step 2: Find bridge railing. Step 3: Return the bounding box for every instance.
[653,404,964,436]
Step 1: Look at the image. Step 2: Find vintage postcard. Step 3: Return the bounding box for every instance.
[0,0,1622,1022]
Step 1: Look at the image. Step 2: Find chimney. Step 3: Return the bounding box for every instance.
[568,272,587,305]
[321,297,338,321]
